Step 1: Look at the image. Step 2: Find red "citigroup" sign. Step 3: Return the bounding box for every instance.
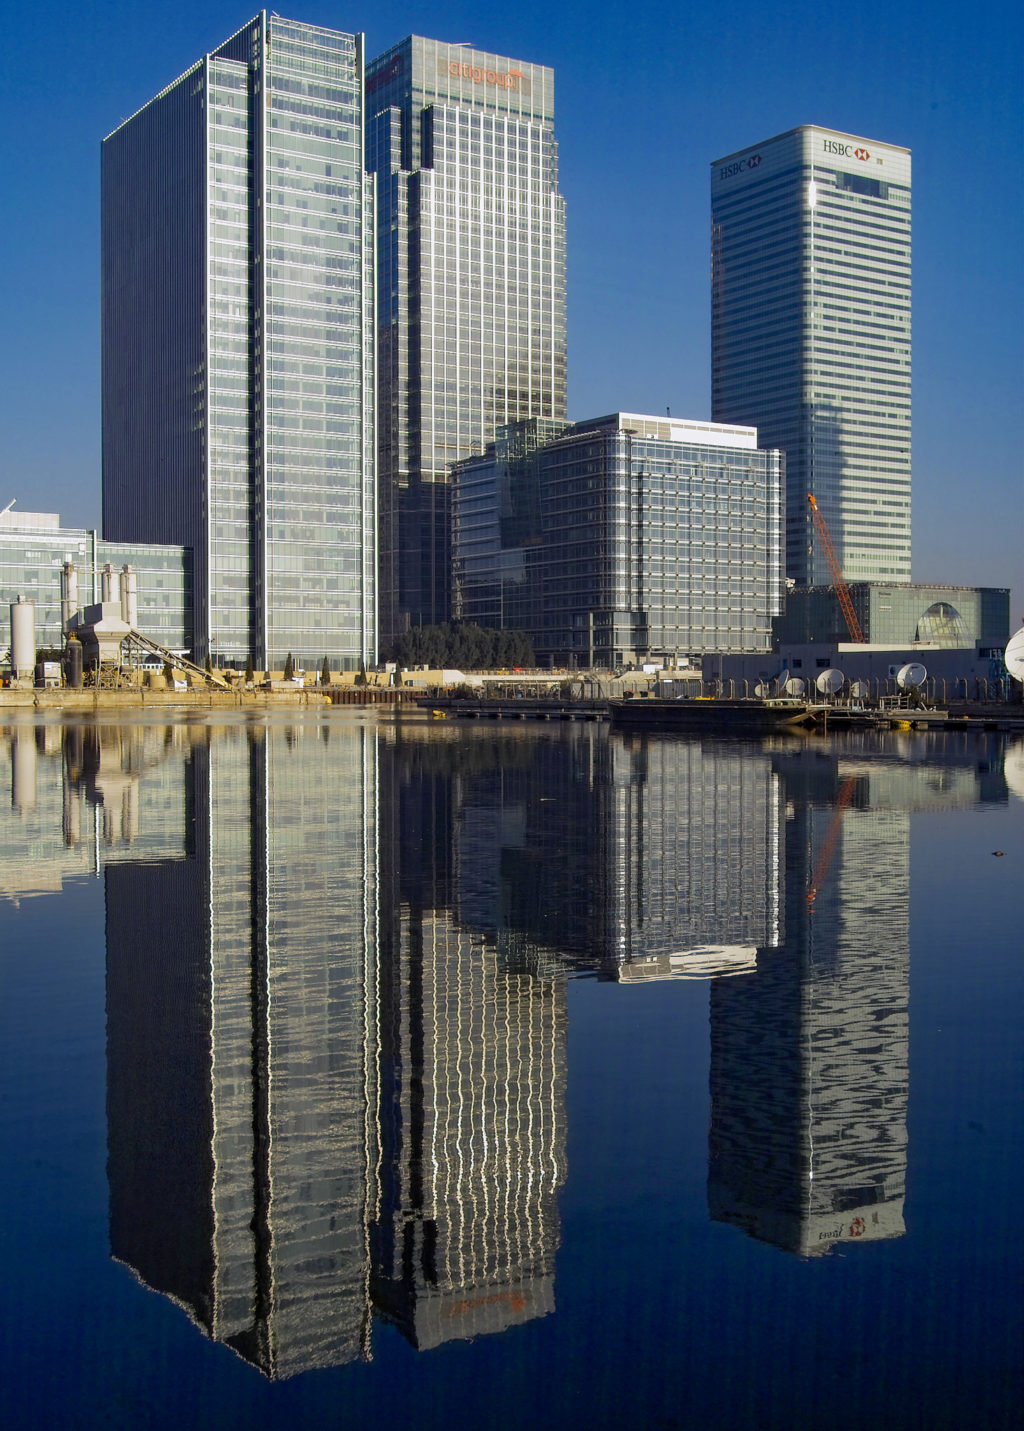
[448,60,526,91]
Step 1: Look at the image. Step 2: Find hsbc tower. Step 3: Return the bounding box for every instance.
[711,127,911,587]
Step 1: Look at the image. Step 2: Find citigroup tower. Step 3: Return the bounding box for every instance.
[102,14,376,670]
[366,37,567,641]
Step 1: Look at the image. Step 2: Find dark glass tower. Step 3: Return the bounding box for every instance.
[102,14,376,670]
[366,38,567,641]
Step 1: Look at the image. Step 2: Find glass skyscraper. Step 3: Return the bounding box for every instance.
[366,38,567,641]
[102,14,376,671]
[711,126,911,587]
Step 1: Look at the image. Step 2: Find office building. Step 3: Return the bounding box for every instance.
[2,506,190,656]
[453,414,783,666]
[775,581,1009,648]
[366,38,566,639]
[102,15,376,670]
[712,126,911,586]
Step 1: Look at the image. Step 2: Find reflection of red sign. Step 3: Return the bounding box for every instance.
[854,147,870,161]
[849,1217,866,1237]
[446,1290,528,1318]
[449,60,525,91]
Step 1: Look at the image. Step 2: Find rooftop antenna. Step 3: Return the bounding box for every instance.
[1,498,16,517]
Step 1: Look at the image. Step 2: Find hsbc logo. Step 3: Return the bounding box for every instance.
[718,153,762,180]
[823,138,871,161]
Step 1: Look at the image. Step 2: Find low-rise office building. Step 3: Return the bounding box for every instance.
[453,414,784,667]
[1,508,191,656]
[776,582,1009,648]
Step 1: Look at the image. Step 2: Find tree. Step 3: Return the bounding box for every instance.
[204,653,213,674]
[355,658,367,686]
[320,656,331,685]
[382,622,533,670]
[283,652,294,681]
[245,655,254,684]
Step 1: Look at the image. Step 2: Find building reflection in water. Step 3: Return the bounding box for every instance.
[0,720,193,901]
[708,738,1006,1256]
[0,719,1011,1371]
[106,724,379,1376]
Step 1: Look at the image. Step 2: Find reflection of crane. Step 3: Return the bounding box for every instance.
[807,494,865,643]
[807,775,858,909]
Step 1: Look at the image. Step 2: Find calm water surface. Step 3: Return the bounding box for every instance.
[1,712,1021,1430]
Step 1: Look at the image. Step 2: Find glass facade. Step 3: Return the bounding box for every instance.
[712,127,911,586]
[453,414,783,665]
[775,581,1010,648]
[103,15,375,670]
[366,37,567,639]
[1,511,191,655]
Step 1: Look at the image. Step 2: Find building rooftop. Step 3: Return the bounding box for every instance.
[570,413,760,449]
[0,506,62,532]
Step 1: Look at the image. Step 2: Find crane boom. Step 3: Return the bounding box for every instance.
[807,494,865,643]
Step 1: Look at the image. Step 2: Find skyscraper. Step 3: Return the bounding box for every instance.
[366,38,567,640]
[711,127,911,587]
[102,15,376,670]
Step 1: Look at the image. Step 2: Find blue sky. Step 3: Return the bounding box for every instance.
[1,0,1021,617]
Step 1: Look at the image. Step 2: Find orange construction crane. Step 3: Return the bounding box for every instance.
[807,494,866,643]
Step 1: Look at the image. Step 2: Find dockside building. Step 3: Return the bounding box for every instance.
[711,127,911,587]
[453,414,783,667]
[366,38,567,641]
[102,14,376,671]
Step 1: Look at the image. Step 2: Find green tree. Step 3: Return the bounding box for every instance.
[245,655,254,684]
[355,658,367,686]
[283,652,294,681]
[320,656,331,685]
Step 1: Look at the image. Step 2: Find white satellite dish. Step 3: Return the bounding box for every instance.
[849,680,869,699]
[1004,627,1024,684]
[815,668,845,695]
[896,662,928,690]
[754,681,771,698]
[784,677,806,697]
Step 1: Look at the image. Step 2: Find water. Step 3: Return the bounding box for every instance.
[1,712,1020,1430]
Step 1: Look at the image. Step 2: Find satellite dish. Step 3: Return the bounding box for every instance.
[896,662,927,690]
[774,668,790,691]
[1004,627,1024,684]
[815,668,845,695]
[849,680,869,699]
[754,681,771,698]
[784,677,806,697]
